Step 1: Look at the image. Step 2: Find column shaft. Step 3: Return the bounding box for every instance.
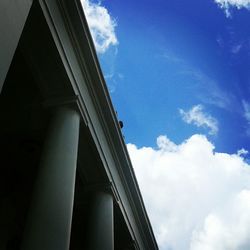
[21,107,80,250]
[88,192,114,250]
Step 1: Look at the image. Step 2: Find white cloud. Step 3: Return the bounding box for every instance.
[237,148,248,156]
[180,105,218,135]
[182,70,232,110]
[157,135,178,152]
[191,192,250,250]
[160,51,185,64]
[214,0,250,17]
[127,134,250,250]
[81,0,118,53]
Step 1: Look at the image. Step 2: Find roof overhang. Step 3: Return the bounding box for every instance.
[37,0,159,248]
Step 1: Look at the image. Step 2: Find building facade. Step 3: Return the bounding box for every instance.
[0,1,158,249]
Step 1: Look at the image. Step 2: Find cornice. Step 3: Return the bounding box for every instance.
[39,0,158,248]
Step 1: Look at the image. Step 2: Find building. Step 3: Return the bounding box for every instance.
[0,1,158,249]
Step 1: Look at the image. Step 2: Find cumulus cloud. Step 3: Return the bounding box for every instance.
[180,105,218,135]
[190,192,250,250]
[81,0,118,53]
[214,0,250,17]
[127,134,250,250]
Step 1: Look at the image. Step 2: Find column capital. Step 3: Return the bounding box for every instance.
[42,95,87,125]
[84,181,120,203]
[42,95,80,111]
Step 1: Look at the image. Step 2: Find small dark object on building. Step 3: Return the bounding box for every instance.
[119,120,123,129]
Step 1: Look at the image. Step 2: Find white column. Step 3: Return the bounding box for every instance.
[87,192,114,250]
[21,107,80,250]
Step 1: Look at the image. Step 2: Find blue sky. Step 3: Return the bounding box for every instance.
[95,0,250,154]
[82,0,250,249]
